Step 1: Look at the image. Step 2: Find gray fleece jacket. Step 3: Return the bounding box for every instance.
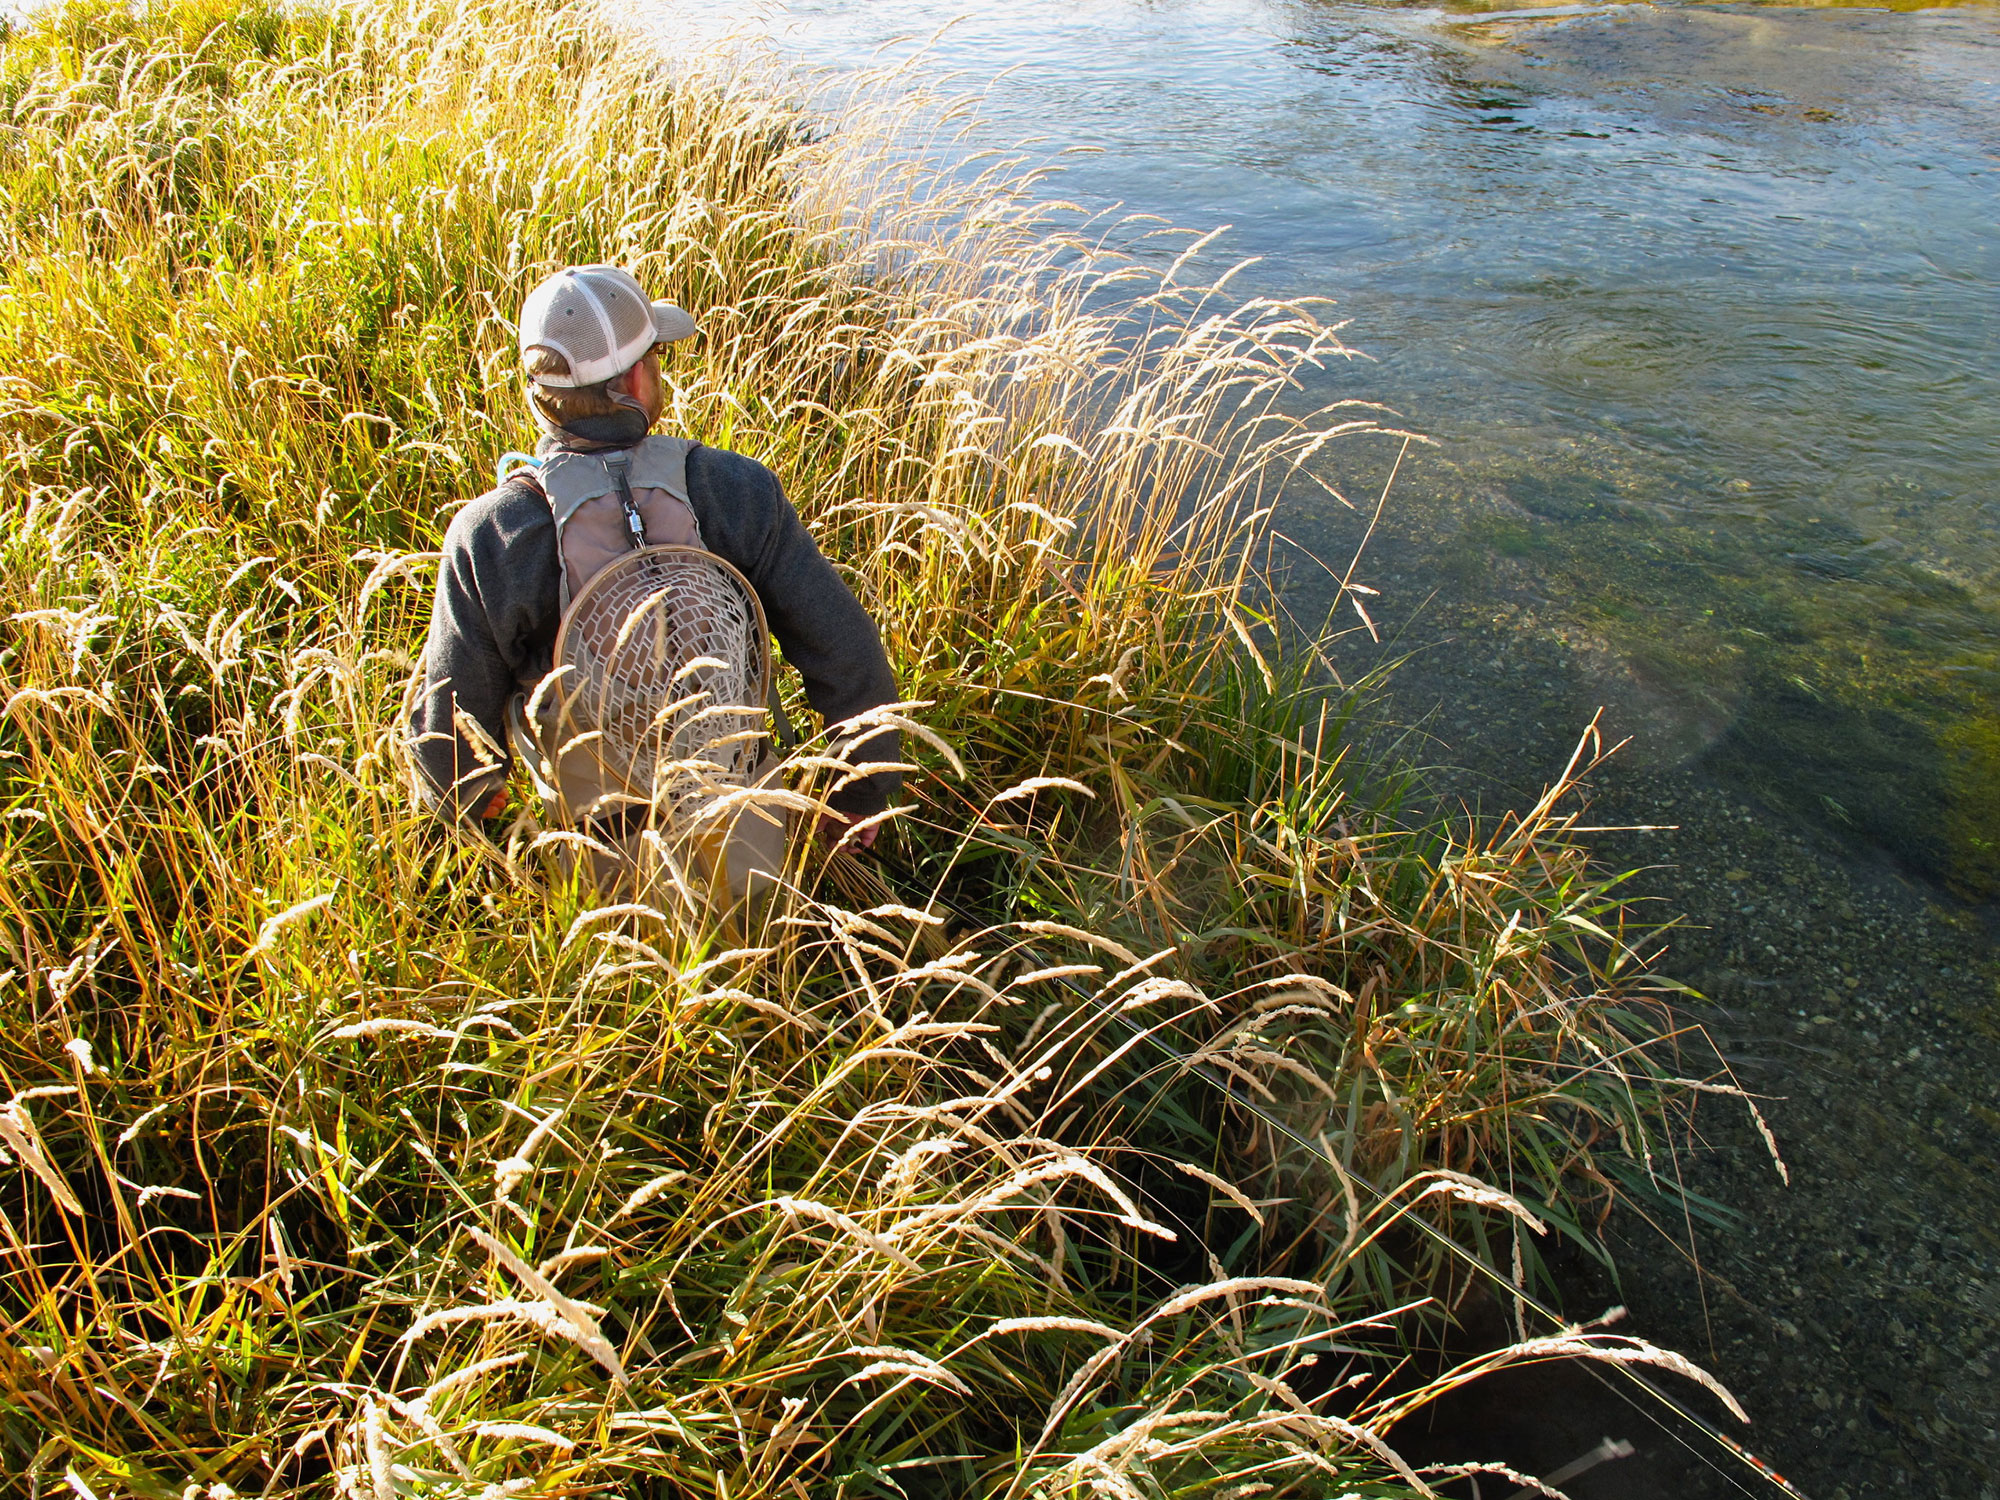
[409,437,900,821]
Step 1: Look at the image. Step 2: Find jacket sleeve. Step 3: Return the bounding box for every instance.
[688,446,902,819]
[407,483,562,819]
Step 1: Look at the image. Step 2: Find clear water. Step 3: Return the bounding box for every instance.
[662,0,2000,893]
[650,3,2000,1493]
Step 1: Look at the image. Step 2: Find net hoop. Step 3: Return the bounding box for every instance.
[549,544,772,818]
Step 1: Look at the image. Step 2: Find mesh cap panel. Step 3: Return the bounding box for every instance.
[551,546,770,822]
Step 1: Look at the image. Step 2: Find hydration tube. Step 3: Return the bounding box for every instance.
[496,450,541,484]
[866,847,1814,1500]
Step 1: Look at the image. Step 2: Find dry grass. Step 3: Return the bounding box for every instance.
[0,0,1748,1493]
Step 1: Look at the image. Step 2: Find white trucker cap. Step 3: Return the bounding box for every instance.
[518,265,698,388]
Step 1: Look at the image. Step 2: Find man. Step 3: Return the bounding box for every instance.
[408,264,899,863]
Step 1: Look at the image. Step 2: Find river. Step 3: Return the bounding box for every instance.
[651,2,2000,1495]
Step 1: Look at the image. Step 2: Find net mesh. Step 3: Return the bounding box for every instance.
[550,546,769,822]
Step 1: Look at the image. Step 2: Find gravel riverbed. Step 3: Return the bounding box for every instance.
[1341,566,2000,1500]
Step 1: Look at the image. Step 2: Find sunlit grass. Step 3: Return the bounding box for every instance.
[0,0,1751,1492]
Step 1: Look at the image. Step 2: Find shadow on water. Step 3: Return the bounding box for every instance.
[1277,380,2000,892]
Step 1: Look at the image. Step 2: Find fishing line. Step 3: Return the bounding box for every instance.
[862,845,1813,1500]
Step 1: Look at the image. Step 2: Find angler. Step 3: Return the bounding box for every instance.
[407,264,900,897]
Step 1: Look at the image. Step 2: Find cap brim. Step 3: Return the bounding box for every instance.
[652,301,698,343]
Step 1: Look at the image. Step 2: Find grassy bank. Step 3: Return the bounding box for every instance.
[0,0,1736,1492]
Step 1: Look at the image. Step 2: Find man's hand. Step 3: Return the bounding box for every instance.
[814,810,880,851]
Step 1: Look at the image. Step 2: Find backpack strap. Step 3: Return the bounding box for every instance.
[487,461,576,611]
[501,439,795,751]
[535,437,704,613]
[767,685,800,752]
[603,451,648,552]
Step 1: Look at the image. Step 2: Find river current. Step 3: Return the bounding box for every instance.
[650,3,2000,1495]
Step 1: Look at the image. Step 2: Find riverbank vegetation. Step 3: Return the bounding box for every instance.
[0,0,1739,1491]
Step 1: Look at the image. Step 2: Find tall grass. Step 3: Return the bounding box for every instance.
[0,0,1751,1493]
